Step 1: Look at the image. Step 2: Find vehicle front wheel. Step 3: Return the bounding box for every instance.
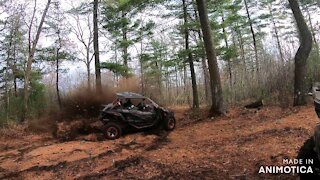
[104,122,122,140]
[164,116,176,131]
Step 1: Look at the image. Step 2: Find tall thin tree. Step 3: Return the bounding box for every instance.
[182,0,199,108]
[243,0,259,75]
[22,0,51,121]
[93,0,102,93]
[196,0,224,115]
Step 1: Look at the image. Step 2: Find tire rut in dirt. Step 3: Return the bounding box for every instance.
[145,133,170,151]
[0,142,57,166]
[0,149,115,179]
[236,127,308,145]
[77,156,148,180]
[78,156,221,180]
[114,140,146,153]
[0,161,68,179]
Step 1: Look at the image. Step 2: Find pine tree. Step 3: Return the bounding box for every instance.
[196,0,224,115]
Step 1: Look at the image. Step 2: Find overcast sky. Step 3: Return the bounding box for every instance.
[3,0,319,92]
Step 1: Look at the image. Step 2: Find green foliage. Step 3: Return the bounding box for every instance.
[66,2,92,14]
[28,74,47,118]
[307,44,320,83]
[102,0,142,59]
[205,0,244,69]
[0,96,23,125]
[35,47,75,62]
[141,39,173,95]
[102,0,158,79]
[100,62,132,77]
[0,71,47,125]
[221,46,238,60]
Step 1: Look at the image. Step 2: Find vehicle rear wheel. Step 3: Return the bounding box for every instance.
[104,122,122,140]
[164,117,176,131]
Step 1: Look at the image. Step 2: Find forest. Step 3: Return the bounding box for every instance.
[0,0,320,179]
[0,0,319,122]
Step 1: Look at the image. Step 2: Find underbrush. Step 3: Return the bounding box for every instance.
[0,122,28,138]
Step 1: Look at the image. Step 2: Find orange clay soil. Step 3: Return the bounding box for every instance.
[0,105,318,179]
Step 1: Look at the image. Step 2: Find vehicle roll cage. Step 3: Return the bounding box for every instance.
[115,92,159,108]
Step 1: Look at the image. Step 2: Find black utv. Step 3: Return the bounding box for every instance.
[297,82,320,179]
[98,92,176,140]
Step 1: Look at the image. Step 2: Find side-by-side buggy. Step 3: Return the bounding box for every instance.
[99,92,176,139]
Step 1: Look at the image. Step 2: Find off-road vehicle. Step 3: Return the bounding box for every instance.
[98,92,176,140]
[297,82,320,179]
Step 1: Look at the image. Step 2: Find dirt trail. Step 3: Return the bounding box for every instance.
[0,105,317,179]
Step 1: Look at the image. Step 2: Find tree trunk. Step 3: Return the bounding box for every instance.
[183,0,199,108]
[139,28,145,94]
[175,65,179,97]
[193,0,210,102]
[140,58,145,93]
[305,6,317,45]
[5,34,12,122]
[28,0,37,55]
[269,4,284,63]
[244,0,259,77]
[221,12,232,91]
[12,17,20,97]
[87,64,91,90]
[56,29,62,108]
[196,0,224,115]
[114,47,119,87]
[183,63,190,105]
[237,27,246,73]
[123,30,128,67]
[121,11,129,76]
[201,50,210,101]
[235,25,248,91]
[86,49,91,91]
[93,0,102,93]
[155,61,162,100]
[288,0,313,106]
[56,48,61,108]
[13,43,17,97]
[22,0,51,121]
[304,5,319,81]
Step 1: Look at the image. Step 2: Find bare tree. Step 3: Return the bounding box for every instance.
[69,13,94,90]
[93,0,102,93]
[46,1,69,108]
[22,0,51,121]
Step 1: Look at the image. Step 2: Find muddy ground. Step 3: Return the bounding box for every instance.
[0,105,318,179]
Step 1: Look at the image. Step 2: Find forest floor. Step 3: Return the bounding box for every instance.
[0,105,318,179]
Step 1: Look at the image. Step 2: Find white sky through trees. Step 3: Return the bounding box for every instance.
[1,0,319,92]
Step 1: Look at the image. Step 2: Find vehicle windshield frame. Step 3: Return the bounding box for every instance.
[116,93,159,108]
